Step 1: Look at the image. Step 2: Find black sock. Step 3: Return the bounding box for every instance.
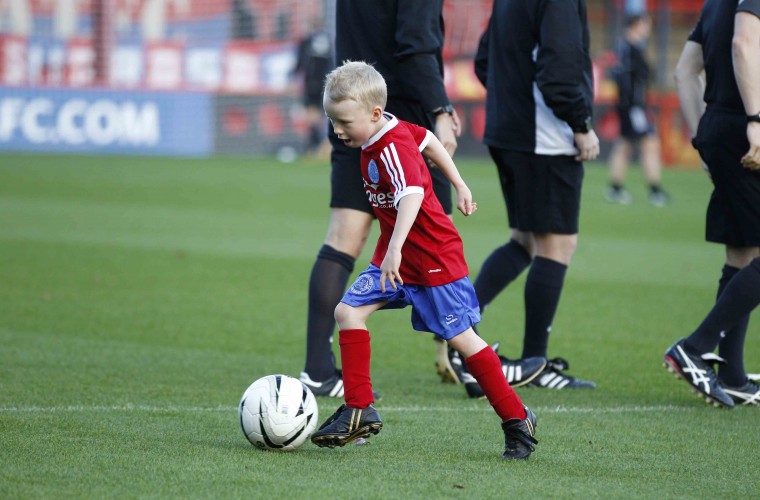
[474,240,532,313]
[304,245,355,380]
[715,265,751,386]
[687,258,760,357]
[649,184,661,194]
[522,256,567,359]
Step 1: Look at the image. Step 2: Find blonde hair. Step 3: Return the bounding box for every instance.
[323,60,387,111]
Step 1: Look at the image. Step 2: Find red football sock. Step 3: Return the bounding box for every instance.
[338,329,373,408]
[465,346,526,421]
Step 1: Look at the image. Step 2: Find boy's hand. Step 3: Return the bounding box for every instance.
[455,185,478,216]
[380,249,404,292]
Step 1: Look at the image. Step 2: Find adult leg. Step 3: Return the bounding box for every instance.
[606,139,633,204]
[474,229,534,314]
[640,134,662,187]
[686,254,760,354]
[706,246,759,386]
[521,232,576,359]
[303,208,372,380]
[474,147,535,320]
[305,105,325,153]
[608,138,632,187]
[640,134,669,206]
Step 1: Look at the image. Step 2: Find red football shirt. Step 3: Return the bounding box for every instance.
[361,114,469,286]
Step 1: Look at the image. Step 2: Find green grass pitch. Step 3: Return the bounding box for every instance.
[1,153,757,498]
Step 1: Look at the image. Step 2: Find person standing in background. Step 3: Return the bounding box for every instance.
[294,18,333,158]
[606,13,670,207]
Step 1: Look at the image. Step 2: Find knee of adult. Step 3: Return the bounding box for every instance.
[565,236,579,256]
[552,235,578,263]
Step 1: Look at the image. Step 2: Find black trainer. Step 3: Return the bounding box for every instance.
[663,338,734,408]
[311,404,383,448]
[528,357,596,389]
[449,344,547,398]
[300,370,381,400]
[720,379,760,406]
[502,406,538,460]
[300,371,345,398]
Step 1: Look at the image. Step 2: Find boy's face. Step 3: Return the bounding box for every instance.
[324,97,382,148]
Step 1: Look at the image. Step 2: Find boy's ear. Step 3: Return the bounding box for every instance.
[371,106,383,121]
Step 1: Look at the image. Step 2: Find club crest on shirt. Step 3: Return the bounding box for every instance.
[350,274,374,295]
[368,159,380,184]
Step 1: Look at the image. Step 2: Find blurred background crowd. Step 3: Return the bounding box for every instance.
[0,0,701,166]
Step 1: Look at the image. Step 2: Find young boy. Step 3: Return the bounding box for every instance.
[310,61,538,460]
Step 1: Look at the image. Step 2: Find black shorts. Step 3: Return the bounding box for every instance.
[618,106,656,140]
[329,97,452,215]
[488,147,584,234]
[695,108,760,247]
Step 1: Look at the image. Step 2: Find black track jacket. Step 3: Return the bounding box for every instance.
[475,0,594,155]
[335,0,449,114]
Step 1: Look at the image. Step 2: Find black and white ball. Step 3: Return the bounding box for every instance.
[239,374,318,451]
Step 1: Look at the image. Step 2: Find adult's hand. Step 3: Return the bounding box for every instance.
[573,130,600,161]
[741,122,760,170]
[434,110,462,157]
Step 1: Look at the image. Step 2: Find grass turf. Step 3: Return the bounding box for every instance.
[0,153,757,498]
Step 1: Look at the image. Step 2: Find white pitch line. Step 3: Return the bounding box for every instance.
[0,404,697,414]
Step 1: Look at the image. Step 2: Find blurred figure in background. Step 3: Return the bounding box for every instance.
[294,18,333,158]
[606,13,670,207]
[231,0,255,39]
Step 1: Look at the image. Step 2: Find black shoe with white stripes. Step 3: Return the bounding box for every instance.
[663,338,734,408]
[300,370,345,398]
[528,357,596,389]
[311,403,383,448]
[300,370,382,400]
[450,344,547,398]
[720,378,760,406]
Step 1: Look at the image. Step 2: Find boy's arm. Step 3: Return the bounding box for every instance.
[380,193,423,293]
[422,133,477,216]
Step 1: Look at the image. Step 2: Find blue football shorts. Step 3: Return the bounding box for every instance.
[340,265,481,340]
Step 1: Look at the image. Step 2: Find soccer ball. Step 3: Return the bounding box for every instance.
[238,374,319,451]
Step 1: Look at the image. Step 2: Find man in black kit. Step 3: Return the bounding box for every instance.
[467,0,600,392]
[666,0,760,408]
[299,0,547,399]
[294,19,333,156]
[606,13,670,207]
